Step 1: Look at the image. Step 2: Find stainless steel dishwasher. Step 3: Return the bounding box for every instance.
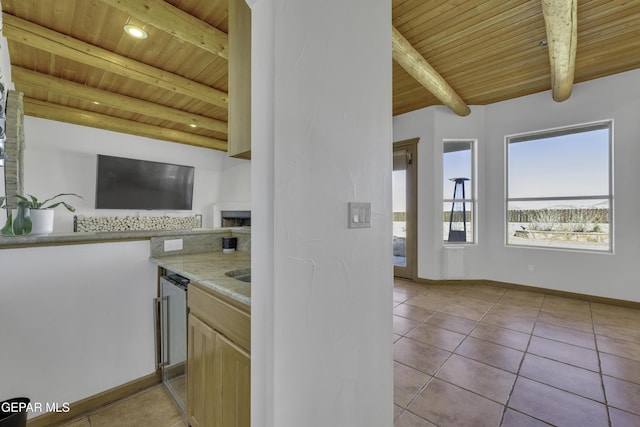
[157,272,189,414]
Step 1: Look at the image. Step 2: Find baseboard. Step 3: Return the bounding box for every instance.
[27,371,161,427]
[414,277,640,310]
[415,277,485,286]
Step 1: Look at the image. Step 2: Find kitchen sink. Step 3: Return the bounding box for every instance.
[225,268,251,283]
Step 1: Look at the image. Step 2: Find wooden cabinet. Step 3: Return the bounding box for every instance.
[187,282,250,427]
[227,0,252,159]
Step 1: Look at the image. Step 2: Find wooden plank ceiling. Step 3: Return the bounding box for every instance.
[1,0,640,152]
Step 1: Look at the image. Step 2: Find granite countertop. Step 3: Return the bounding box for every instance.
[0,228,249,249]
[149,251,251,306]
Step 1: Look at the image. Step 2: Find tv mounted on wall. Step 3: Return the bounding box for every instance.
[96,155,195,210]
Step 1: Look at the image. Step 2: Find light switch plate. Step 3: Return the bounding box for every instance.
[348,202,371,229]
[164,238,184,251]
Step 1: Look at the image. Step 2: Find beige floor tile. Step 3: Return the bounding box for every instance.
[486,302,540,320]
[435,354,516,404]
[597,335,640,362]
[394,291,412,303]
[405,294,453,312]
[406,324,466,352]
[519,353,604,402]
[591,303,640,325]
[603,375,640,416]
[394,281,429,297]
[393,337,451,375]
[441,298,493,321]
[394,405,404,421]
[455,336,524,373]
[420,285,465,299]
[533,322,596,349]
[408,378,504,427]
[394,333,403,343]
[425,312,477,335]
[527,335,600,371]
[509,377,609,427]
[61,418,91,427]
[481,312,536,334]
[540,295,591,315]
[394,362,430,408]
[392,280,640,427]
[594,322,640,344]
[470,323,530,351]
[457,284,506,303]
[88,386,184,427]
[609,408,640,427]
[393,315,421,336]
[600,353,640,384]
[498,289,545,308]
[536,311,593,332]
[394,410,437,427]
[394,304,436,323]
[501,409,552,426]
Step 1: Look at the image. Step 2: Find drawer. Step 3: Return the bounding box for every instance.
[188,282,250,352]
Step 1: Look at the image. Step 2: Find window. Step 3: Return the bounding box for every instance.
[506,121,613,252]
[443,140,476,244]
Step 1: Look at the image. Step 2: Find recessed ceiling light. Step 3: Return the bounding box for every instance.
[124,24,148,40]
[92,101,100,105]
[190,124,197,128]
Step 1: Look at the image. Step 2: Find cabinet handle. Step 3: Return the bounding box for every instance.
[154,296,169,369]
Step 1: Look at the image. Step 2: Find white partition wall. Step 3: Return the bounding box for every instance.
[250,0,394,425]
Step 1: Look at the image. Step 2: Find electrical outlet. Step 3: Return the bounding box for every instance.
[164,238,184,252]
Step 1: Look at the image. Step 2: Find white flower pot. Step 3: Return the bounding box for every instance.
[30,209,55,235]
[12,208,55,236]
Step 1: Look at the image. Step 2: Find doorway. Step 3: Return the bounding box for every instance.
[393,138,418,280]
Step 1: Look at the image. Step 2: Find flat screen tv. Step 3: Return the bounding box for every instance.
[96,155,194,210]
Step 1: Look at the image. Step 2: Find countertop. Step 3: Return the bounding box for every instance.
[149,250,251,306]
[0,228,244,249]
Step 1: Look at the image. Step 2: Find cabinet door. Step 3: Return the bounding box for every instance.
[188,313,222,427]
[218,333,251,427]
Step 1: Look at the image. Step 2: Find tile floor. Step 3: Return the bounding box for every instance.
[393,279,640,427]
[60,385,186,427]
[59,279,640,427]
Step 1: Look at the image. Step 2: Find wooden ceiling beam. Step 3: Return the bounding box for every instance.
[12,66,228,135]
[24,98,228,151]
[541,0,578,102]
[99,0,229,60]
[2,13,228,108]
[392,26,471,117]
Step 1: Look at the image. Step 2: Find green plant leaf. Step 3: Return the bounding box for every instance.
[0,212,13,235]
[44,201,76,212]
[39,193,83,209]
[15,193,83,211]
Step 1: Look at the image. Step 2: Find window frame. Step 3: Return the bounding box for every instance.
[504,120,614,253]
[443,139,477,245]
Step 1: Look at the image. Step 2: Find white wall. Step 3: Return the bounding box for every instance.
[1,117,250,230]
[0,241,157,416]
[251,0,394,425]
[393,69,640,302]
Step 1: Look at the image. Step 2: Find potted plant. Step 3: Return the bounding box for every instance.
[1,193,82,236]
